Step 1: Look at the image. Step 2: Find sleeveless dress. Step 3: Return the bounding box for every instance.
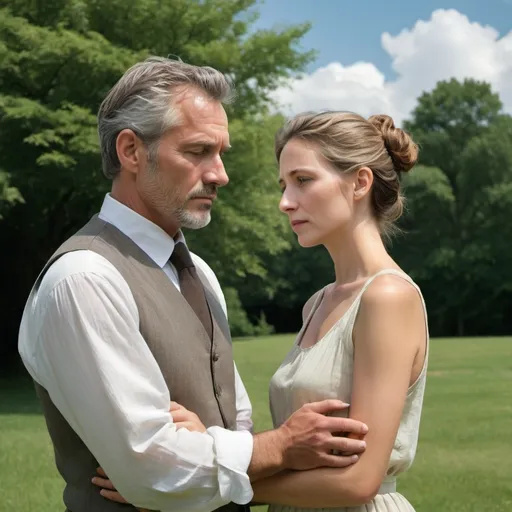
[268,269,429,512]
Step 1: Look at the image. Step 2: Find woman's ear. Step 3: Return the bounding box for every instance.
[353,166,374,200]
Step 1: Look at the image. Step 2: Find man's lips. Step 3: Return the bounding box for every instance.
[190,196,216,201]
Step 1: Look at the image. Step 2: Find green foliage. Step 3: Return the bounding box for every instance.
[0,0,314,356]
[0,170,23,219]
[224,287,274,337]
[395,79,512,334]
[1,1,512,352]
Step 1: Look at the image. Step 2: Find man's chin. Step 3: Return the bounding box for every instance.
[180,211,211,230]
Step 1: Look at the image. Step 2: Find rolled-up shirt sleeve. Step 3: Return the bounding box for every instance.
[19,251,254,512]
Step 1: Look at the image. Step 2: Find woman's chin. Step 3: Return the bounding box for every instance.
[297,233,322,248]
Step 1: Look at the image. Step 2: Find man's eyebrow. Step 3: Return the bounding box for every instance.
[182,140,231,151]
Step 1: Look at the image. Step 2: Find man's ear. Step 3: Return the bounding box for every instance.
[116,129,146,175]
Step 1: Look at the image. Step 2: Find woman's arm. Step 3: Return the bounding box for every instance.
[252,275,426,508]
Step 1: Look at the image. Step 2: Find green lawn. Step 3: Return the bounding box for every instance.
[1,336,511,511]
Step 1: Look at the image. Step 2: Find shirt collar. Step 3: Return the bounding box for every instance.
[98,194,186,268]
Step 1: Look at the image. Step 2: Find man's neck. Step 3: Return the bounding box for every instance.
[110,180,180,238]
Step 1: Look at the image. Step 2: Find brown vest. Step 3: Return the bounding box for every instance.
[33,215,245,512]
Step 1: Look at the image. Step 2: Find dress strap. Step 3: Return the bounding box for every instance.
[295,287,326,347]
[352,269,427,317]
[359,268,415,295]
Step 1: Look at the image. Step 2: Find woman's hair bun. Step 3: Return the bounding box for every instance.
[368,114,418,173]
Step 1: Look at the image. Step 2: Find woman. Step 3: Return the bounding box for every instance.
[94,111,429,511]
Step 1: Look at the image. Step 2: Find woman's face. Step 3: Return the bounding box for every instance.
[278,138,361,248]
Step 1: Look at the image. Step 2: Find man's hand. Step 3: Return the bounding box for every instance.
[169,401,206,432]
[280,399,368,470]
[92,467,149,512]
[249,399,368,482]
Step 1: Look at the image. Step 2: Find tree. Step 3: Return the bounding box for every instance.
[0,172,23,219]
[395,79,512,335]
[0,0,315,367]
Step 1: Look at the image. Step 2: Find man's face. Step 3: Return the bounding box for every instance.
[136,86,230,235]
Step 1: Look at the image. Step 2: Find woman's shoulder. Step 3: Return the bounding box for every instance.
[354,271,428,385]
[354,271,426,348]
[360,271,422,312]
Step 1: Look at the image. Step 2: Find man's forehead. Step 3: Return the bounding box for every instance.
[176,90,211,112]
[167,86,229,142]
[174,118,230,147]
[174,86,226,118]
[177,115,229,137]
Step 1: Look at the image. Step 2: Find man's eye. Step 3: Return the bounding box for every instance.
[188,147,208,156]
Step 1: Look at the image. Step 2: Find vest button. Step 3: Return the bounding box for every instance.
[212,352,219,362]
[215,385,222,397]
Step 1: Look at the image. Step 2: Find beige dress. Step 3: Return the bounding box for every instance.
[268,269,429,512]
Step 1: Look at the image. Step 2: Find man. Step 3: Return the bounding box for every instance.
[18,57,368,512]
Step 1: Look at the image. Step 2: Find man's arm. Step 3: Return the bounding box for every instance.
[19,251,254,512]
[247,399,368,483]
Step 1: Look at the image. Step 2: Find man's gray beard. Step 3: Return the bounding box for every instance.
[146,155,214,230]
[178,183,217,229]
[177,206,211,230]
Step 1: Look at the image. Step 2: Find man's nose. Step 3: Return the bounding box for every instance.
[204,157,229,187]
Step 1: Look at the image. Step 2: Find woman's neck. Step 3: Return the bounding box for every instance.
[324,220,395,286]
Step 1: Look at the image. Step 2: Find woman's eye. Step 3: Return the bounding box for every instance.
[297,176,311,185]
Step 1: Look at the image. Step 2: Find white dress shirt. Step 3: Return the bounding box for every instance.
[18,194,254,511]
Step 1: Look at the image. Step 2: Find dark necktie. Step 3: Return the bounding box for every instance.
[170,242,213,339]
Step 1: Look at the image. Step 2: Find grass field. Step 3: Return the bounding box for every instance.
[1,336,511,511]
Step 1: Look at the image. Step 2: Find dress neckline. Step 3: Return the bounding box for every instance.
[295,268,408,352]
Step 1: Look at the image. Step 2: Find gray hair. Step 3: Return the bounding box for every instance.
[98,56,234,179]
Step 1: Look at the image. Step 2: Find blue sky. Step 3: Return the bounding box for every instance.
[253,0,512,78]
[252,1,512,125]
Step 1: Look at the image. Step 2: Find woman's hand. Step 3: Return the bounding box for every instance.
[92,401,206,507]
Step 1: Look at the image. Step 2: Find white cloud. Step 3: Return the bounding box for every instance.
[271,9,512,126]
